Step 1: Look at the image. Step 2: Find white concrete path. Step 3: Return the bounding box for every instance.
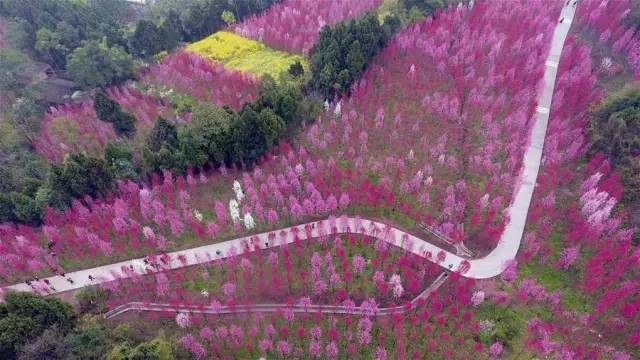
[3,2,576,297]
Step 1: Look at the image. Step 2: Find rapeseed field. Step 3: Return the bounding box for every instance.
[187,31,308,81]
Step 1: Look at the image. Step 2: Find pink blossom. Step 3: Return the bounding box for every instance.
[259,338,273,353]
[223,282,236,298]
[375,346,388,360]
[277,340,291,356]
[175,312,190,328]
[326,341,339,359]
[309,340,322,358]
[352,255,366,273]
[490,342,503,357]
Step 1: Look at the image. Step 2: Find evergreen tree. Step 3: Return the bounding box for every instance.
[93,90,136,137]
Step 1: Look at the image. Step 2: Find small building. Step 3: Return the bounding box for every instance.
[39,78,79,103]
[15,61,54,85]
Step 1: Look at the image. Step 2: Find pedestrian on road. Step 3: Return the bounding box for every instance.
[88,275,95,281]
[43,279,50,285]
[573,0,578,6]
[67,278,74,284]
[560,17,564,23]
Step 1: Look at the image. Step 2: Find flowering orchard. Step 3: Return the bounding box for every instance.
[575,0,640,79]
[303,0,562,254]
[109,270,481,359]
[105,86,176,129]
[475,29,640,358]
[3,0,640,358]
[139,51,259,112]
[100,231,444,311]
[33,86,180,163]
[33,101,117,163]
[7,0,561,296]
[234,0,384,54]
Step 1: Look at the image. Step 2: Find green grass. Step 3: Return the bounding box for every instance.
[519,261,592,313]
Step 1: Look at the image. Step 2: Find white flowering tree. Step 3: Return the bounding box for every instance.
[233,180,244,202]
[244,212,256,230]
[229,199,240,224]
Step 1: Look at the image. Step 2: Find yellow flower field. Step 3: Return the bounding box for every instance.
[187,31,308,81]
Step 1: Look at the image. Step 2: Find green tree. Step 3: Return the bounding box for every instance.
[257,108,285,148]
[104,141,137,180]
[232,106,268,167]
[288,60,304,77]
[180,103,235,166]
[108,337,173,360]
[0,48,29,92]
[66,39,134,89]
[221,10,236,26]
[3,19,31,51]
[159,17,181,52]
[0,314,39,358]
[0,192,15,223]
[590,84,640,204]
[147,117,178,152]
[47,153,114,209]
[8,192,40,224]
[0,292,76,359]
[60,321,110,360]
[35,21,80,69]
[18,326,65,360]
[131,20,165,58]
[400,0,445,15]
[94,90,136,137]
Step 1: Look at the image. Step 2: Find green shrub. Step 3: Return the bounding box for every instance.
[75,286,110,315]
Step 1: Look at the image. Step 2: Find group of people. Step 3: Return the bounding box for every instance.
[559,0,579,23]
[23,240,91,293]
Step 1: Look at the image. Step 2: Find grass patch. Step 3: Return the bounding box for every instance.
[519,261,592,313]
[187,31,308,81]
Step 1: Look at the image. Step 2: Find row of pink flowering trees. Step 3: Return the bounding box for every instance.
[33,101,117,163]
[479,31,640,358]
[107,230,444,306]
[105,86,177,128]
[575,0,640,78]
[33,86,183,163]
[234,0,384,54]
[139,51,259,112]
[302,0,562,253]
[7,0,640,357]
[98,254,483,359]
[6,0,562,285]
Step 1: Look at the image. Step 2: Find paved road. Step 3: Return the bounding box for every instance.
[3,2,576,296]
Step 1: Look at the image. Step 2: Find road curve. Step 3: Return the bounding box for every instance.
[3,2,576,296]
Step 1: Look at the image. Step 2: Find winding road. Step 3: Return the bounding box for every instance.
[3,2,577,319]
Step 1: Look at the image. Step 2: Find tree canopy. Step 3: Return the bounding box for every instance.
[93,90,137,137]
[590,84,640,204]
[309,13,399,98]
[67,40,135,89]
[0,292,76,359]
